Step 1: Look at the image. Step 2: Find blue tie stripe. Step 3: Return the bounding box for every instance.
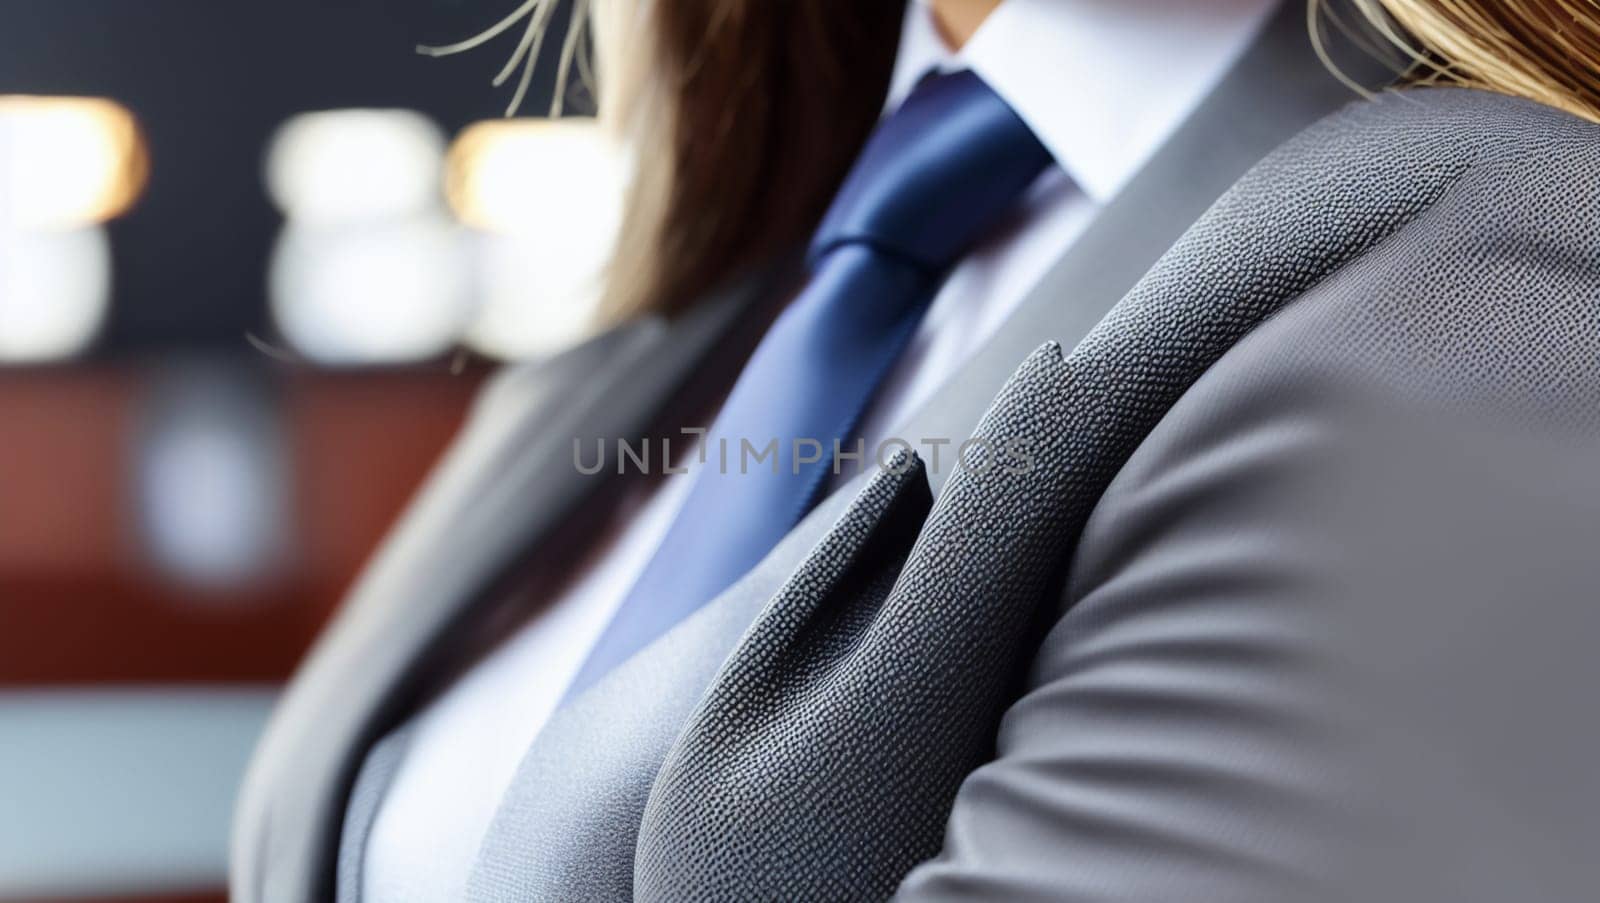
[562,70,1051,701]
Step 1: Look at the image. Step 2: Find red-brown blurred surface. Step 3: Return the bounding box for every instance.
[0,365,482,685]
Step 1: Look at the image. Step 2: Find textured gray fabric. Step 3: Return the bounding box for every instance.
[466,460,929,902]
[897,91,1600,900]
[636,88,1600,901]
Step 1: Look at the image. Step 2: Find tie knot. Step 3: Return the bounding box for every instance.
[809,69,1052,274]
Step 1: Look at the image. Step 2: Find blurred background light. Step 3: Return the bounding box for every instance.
[264,108,471,365]
[467,228,604,360]
[0,96,143,363]
[0,225,112,363]
[444,118,618,235]
[269,219,472,364]
[265,109,447,225]
[445,118,621,359]
[0,95,149,231]
[132,368,289,590]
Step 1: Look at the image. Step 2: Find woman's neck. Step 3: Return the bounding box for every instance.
[929,0,1002,49]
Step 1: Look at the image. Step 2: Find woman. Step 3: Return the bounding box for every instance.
[235,1,1600,901]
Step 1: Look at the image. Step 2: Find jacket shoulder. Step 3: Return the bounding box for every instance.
[1169,86,1600,430]
[1087,85,1600,447]
[1265,86,1600,229]
[1145,86,1600,321]
[1316,84,1597,151]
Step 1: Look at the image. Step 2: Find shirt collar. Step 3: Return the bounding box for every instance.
[887,0,1280,203]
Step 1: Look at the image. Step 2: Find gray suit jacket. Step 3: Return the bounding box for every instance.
[232,6,1600,900]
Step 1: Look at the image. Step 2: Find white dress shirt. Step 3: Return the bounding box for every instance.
[362,2,1278,899]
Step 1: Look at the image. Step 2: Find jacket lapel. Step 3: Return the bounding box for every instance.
[231,263,789,903]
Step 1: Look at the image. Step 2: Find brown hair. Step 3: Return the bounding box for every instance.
[594,1,904,321]
[592,0,1600,322]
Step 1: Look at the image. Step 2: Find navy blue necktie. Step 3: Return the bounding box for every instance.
[564,70,1051,699]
